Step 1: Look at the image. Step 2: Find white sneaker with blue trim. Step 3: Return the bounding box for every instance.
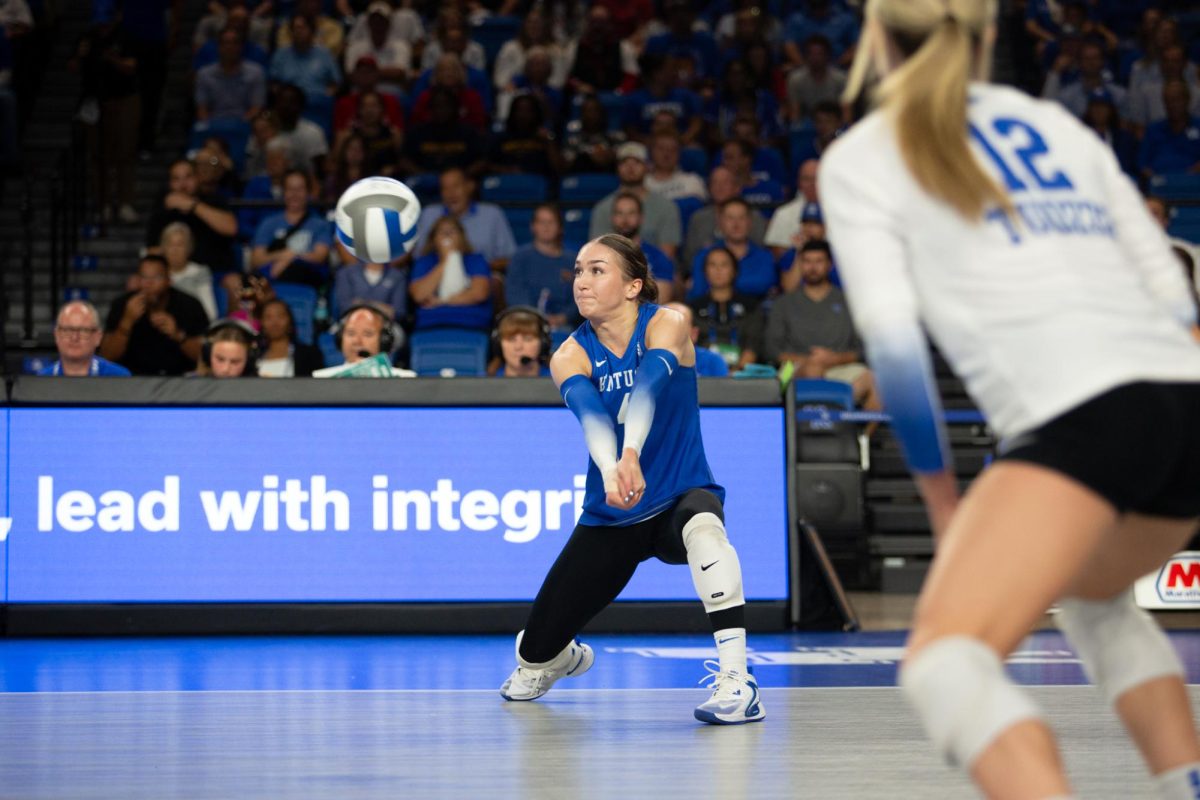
[694,660,766,725]
[500,631,594,701]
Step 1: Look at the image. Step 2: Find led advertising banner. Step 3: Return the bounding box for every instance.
[5,407,788,603]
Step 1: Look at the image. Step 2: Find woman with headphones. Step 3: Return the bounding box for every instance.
[490,305,552,377]
[197,318,261,378]
[257,298,324,377]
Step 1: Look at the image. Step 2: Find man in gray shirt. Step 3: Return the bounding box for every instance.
[682,165,768,276]
[195,27,266,122]
[589,142,682,261]
[764,239,879,409]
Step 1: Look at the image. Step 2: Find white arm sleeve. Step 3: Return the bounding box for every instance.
[819,147,952,473]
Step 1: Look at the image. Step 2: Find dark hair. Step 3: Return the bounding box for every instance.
[593,234,658,303]
[422,215,473,257]
[718,196,751,215]
[800,238,832,259]
[140,254,169,273]
[813,100,841,118]
[612,190,643,214]
[722,137,755,160]
[260,298,297,342]
[703,245,739,274]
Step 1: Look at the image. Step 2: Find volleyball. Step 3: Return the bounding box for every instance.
[334,176,422,264]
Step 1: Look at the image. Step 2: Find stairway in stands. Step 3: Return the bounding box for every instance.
[2,2,203,369]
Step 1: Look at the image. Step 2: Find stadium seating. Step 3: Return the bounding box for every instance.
[563,208,591,245]
[271,282,318,345]
[409,327,490,376]
[189,118,251,174]
[1149,173,1200,202]
[481,174,548,203]
[471,16,521,69]
[505,207,535,245]
[560,173,618,205]
[680,145,709,175]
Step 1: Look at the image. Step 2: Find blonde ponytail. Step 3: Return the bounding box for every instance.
[844,0,1009,221]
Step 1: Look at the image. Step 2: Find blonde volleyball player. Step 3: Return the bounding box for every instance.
[820,1,1200,797]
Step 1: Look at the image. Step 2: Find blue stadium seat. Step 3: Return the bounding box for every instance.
[794,378,855,410]
[680,145,709,175]
[317,331,343,368]
[674,196,705,231]
[481,174,549,203]
[406,173,442,205]
[560,173,618,205]
[1149,174,1200,202]
[563,208,591,244]
[410,327,490,376]
[471,15,520,68]
[189,118,251,173]
[271,282,318,345]
[505,207,535,245]
[23,355,50,375]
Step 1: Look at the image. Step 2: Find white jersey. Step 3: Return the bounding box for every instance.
[820,83,1200,448]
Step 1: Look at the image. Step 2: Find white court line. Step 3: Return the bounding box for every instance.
[0,685,1175,697]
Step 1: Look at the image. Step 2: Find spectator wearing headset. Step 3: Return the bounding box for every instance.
[490,305,552,377]
[198,318,260,378]
[313,301,414,377]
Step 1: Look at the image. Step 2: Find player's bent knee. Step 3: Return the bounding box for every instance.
[1056,591,1183,707]
[900,636,1043,769]
[682,513,744,613]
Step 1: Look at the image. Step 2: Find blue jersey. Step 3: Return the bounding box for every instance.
[570,302,724,526]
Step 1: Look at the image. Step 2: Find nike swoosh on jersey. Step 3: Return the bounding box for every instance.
[594,359,606,368]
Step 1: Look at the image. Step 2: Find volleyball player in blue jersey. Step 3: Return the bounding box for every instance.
[499,233,764,725]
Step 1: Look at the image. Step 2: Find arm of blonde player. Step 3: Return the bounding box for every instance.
[613,308,695,506]
[551,339,628,509]
[819,144,958,547]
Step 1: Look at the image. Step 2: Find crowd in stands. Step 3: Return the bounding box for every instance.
[43,0,1200,392]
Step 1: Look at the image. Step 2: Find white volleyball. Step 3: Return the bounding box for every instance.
[334,176,422,263]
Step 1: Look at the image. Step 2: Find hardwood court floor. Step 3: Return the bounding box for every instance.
[2,630,1198,799]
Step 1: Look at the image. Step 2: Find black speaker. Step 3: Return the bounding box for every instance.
[795,464,864,529]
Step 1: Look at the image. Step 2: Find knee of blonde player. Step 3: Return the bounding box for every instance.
[969,721,1072,800]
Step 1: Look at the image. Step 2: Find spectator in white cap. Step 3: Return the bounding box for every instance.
[587,140,683,261]
[779,201,830,294]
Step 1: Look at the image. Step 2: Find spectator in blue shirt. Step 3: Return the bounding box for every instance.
[690,198,777,299]
[195,27,266,122]
[193,7,269,72]
[611,191,676,302]
[505,203,578,331]
[644,0,719,81]
[783,0,859,68]
[1139,80,1200,180]
[333,258,408,321]
[39,301,132,377]
[707,58,782,145]
[269,14,341,107]
[250,169,332,287]
[412,167,518,270]
[721,138,785,205]
[622,52,704,146]
[408,216,494,331]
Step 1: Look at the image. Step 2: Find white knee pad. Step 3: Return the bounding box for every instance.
[1055,591,1184,707]
[900,636,1044,769]
[682,512,744,614]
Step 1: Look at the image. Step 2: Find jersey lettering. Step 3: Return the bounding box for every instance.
[598,369,636,393]
[970,117,1074,193]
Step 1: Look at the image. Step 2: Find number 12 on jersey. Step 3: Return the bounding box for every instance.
[969,117,1074,193]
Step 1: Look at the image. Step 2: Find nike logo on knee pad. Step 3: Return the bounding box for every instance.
[701,561,719,571]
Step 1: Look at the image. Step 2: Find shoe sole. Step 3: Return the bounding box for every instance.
[500,642,594,702]
[693,707,766,725]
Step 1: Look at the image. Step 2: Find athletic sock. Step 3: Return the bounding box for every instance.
[713,627,747,675]
[1154,762,1200,799]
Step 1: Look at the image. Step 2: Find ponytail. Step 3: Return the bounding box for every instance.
[845,0,1009,221]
